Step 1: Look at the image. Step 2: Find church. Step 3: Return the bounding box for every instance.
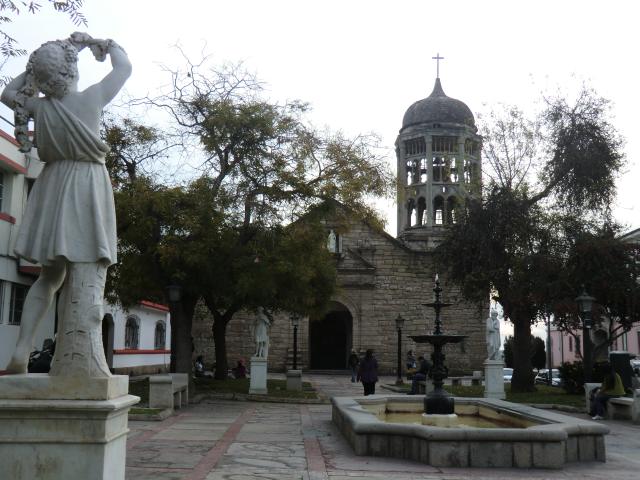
[193,73,488,375]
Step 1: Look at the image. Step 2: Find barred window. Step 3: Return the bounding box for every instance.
[9,283,28,325]
[125,316,140,349]
[404,137,426,156]
[432,136,458,153]
[154,321,166,350]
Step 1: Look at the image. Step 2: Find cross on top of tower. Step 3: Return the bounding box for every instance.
[432,53,444,79]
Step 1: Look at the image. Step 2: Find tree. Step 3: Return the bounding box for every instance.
[1,1,86,81]
[102,115,178,188]
[503,335,514,368]
[502,335,546,370]
[551,226,640,370]
[531,337,546,370]
[437,86,625,392]
[111,56,394,377]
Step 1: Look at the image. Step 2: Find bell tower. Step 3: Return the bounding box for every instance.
[396,60,481,251]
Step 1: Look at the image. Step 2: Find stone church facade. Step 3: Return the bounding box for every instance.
[193,76,487,375]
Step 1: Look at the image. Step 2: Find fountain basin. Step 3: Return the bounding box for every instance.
[332,395,609,468]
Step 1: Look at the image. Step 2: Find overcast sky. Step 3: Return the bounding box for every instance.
[2,0,638,339]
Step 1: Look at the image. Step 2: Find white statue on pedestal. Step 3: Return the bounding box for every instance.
[486,307,502,361]
[254,307,271,358]
[1,32,131,377]
[327,229,337,252]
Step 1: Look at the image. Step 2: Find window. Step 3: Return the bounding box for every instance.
[404,137,426,155]
[576,336,581,354]
[0,171,4,211]
[432,156,445,182]
[433,196,444,225]
[9,283,28,325]
[125,316,140,349]
[154,321,166,350]
[432,136,458,153]
[622,332,628,351]
[568,336,573,352]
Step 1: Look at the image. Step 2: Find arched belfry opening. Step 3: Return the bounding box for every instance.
[309,301,353,370]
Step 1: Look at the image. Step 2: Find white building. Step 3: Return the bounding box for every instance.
[0,125,171,375]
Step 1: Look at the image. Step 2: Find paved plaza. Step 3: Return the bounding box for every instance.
[126,374,640,480]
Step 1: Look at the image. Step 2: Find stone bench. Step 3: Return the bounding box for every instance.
[149,373,189,410]
[608,390,640,423]
[585,382,640,423]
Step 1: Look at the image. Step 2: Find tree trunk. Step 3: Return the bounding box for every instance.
[168,293,197,374]
[510,312,536,392]
[212,319,228,380]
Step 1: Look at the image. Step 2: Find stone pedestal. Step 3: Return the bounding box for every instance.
[484,359,506,400]
[286,369,302,391]
[149,374,173,409]
[0,374,139,480]
[249,356,268,394]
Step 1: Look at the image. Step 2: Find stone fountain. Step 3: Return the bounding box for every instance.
[409,275,465,426]
[331,275,610,468]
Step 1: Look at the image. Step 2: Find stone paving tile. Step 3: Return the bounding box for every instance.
[126,466,190,479]
[235,432,303,443]
[124,375,640,480]
[169,422,231,431]
[217,452,307,470]
[127,439,214,469]
[152,427,226,442]
[226,441,306,459]
[205,470,309,480]
[240,423,303,434]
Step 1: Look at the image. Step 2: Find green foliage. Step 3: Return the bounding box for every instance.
[193,377,318,400]
[102,116,176,188]
[503,335,514,368]
[558,360,610,394]
[552,227,640,353]
[437,86,627,393]
[558,361,584,394]
[531,337,547,370]
[0,1,86,64]
[502,335,546,370]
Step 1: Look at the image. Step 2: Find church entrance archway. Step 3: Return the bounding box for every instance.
[309,302,353,370]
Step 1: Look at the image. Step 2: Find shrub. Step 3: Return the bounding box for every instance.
[558,360,608,394]
[559,361,584,394]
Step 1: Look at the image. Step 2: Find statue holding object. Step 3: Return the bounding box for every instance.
[1,32,132,377]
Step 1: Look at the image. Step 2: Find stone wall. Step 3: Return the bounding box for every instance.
[191,217,487,376]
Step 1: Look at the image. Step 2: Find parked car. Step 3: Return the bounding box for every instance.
[535,368,562,387]
[503,368,513,382]
[631,359,640,376]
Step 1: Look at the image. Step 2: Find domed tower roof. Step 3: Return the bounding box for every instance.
[401,78,476,131]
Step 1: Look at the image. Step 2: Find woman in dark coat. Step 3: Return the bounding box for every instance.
[358,349,379,395]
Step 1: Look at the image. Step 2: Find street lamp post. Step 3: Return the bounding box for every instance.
[395,314,405,385]
[546,306,552,386]
[576,287,596,382]
[291,313,300,370]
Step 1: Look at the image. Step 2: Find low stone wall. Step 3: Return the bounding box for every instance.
[332,395,609,468]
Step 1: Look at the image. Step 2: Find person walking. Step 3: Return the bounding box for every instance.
[348,349,360,382]
[358,349,378,395]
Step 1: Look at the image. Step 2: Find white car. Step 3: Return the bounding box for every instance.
[503,368,513,382]
[535,369,562,387]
